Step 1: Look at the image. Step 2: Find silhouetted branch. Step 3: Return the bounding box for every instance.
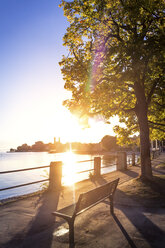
[148,120,165,127]
[147,81,158,105]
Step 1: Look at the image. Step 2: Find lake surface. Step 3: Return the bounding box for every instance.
[0,151,119,200]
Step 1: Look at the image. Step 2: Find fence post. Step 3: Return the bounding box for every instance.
[152,151,155,159]
[94,157,101,177]
[132,153,135,166]
[117,152,127,171]
[49,161,62,191]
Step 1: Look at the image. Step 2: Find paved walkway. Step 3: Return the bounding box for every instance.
[0,153,165,248]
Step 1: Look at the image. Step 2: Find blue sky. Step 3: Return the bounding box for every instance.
[0,0,115,151]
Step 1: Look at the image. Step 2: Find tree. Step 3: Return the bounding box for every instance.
[32,141,47,152]
[60,0,165,179]
[101,135,117,151]
[16,143,31,152]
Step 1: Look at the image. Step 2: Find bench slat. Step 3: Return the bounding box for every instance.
[52,204,76,219]
[75,178,119,215]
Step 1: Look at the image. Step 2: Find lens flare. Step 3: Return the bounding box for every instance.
[62,151,77,185]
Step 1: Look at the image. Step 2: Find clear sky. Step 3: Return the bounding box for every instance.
[0,0,116,151]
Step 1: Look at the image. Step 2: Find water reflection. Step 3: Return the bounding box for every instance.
[102,154,116,167]
[61,152,117,186]
[0,151,118,200]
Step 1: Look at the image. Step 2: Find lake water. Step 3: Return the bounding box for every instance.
[0,151,119,200]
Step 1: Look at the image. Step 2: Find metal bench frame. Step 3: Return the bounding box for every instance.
[52,178,119,245]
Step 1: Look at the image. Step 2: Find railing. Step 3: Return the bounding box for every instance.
[0,179,49,192]
[0,158,100,192]
[0,152,138,196]
[75,159,94,174]
[151,149,161,159]
[0,157,113,193]
[0,165,50,192]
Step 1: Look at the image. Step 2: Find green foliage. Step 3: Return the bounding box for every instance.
[60,0,165,144]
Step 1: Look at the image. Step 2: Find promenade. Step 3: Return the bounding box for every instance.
[0,153,165,248]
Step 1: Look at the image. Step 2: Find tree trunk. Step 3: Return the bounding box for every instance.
[137,106,153,180]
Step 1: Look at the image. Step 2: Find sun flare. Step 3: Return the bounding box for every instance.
[62,151,77,185]
[51,108,117,144]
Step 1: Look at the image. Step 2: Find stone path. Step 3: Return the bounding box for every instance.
[0,153,165,248]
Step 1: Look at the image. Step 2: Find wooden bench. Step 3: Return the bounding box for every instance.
[52,178,119,245]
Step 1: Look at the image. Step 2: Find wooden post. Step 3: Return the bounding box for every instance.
[151,140,154,151]
[158,141,161,155]
[94,157,101,177]
[160,142,163,153]
[117,152,127,171]
[49,161,62,191]
[152,151,155,159]
[155,139,158,150]
[132,153,135,166]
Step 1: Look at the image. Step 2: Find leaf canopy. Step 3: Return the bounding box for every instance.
[60,0,165,143]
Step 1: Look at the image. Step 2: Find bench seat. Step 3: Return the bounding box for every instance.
[54,204,76,219]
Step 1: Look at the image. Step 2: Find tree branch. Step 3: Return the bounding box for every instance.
[147,80,158,105]
[93,32,123,54]
[148,120,165,127]
[141,56,150,85]
[72,49,88,73]
[149,126,165,133]
[122,107,136,113]
[141,6,163,19]
[153,101,165,108]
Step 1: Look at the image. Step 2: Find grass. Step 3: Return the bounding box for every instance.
[119,175,165,207]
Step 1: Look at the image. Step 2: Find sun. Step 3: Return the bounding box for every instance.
[40,104,118,145]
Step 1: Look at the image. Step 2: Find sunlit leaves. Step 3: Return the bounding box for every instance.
[60,0,165,143]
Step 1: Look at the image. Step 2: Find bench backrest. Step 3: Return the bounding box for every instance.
[75,178,119,216]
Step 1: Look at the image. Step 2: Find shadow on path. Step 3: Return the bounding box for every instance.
[120,169,139,179]
[4,189,61,248]
[95,176,107,185]
[112,213,138,248]
[94,167,139,187]
[115,189,165,248]
[152,167,165,175]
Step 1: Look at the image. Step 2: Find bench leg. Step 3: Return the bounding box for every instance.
[68,220,75,246]
[109,195,114,214]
